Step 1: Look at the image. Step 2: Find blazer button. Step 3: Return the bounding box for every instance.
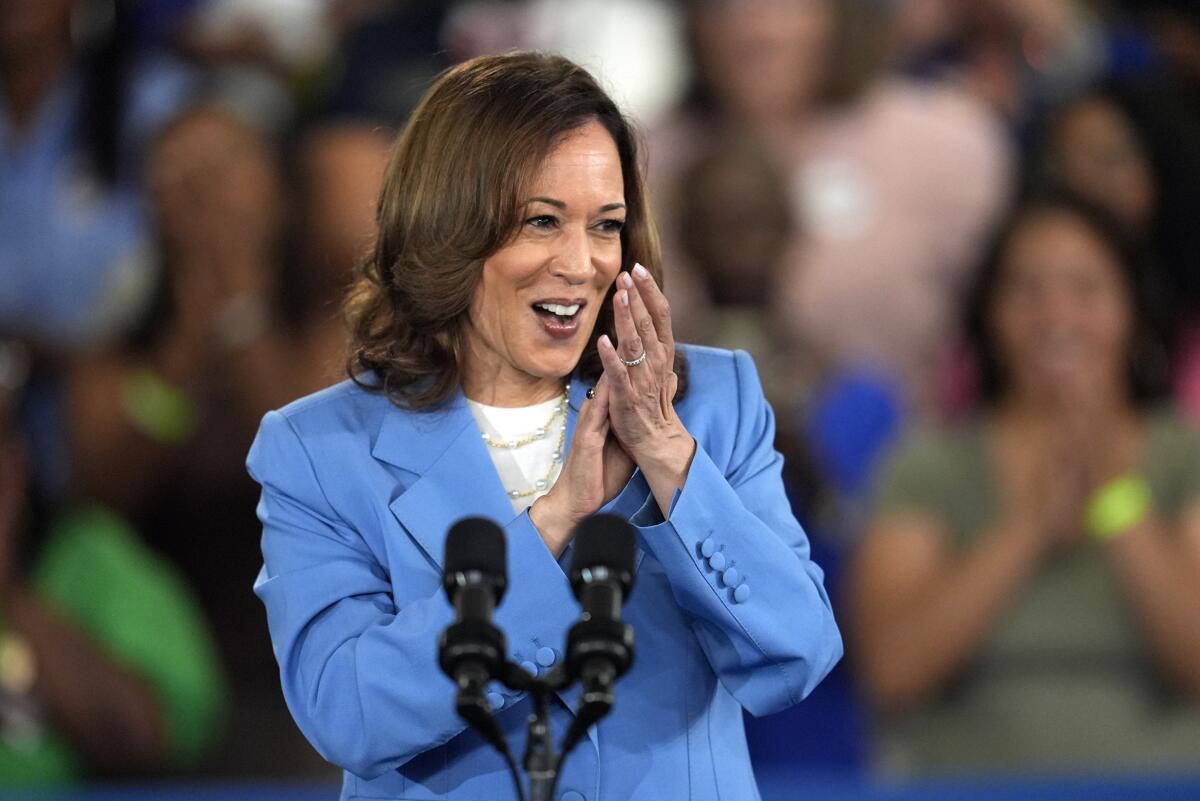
[536,646,558,667]
[486,691,505,710]
[734,584,751,604]
[721,567,739,587]
[560,792,585,801]
[520,660,539,676]
[700,537,716,558]
[708,551,726,572]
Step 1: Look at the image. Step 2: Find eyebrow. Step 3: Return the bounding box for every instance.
[525,197,626,213]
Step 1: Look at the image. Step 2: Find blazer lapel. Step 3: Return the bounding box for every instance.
[375,393,517,569]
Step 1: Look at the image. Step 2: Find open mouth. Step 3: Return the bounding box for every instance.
[531,301,583,325]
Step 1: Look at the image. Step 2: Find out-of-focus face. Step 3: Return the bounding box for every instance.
[1052,99,1155,232]
[298,124,391,282]
[463,120,626,403]
[692,0,834,123]
[148,107,282,250]
[991,211,1133,404]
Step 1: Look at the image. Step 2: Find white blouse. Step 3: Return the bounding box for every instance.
[466,394,566,514]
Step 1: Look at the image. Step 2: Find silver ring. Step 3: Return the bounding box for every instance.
[620,351,647,367]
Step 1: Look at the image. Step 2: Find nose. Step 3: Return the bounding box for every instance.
[548,225,594,285]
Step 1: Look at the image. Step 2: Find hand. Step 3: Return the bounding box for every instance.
[598,264,695,513]
[529,374,634,556]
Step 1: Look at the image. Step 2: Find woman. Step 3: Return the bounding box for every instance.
[248,53,841,800]
[0,341,225,782]
[849,197,1200,775]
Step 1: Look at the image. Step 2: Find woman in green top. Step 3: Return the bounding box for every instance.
[0,344,225,784]
[849,196,1200,775]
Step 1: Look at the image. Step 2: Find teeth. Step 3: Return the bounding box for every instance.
[535,302,580,317]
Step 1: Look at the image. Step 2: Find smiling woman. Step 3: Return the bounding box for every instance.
[344,54,675,411]
[248,52,841,801]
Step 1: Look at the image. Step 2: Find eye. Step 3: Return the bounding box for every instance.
[595,218,625,234]
[525,215,558,230]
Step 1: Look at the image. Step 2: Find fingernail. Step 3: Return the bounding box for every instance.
[622,272,634,289]
[619,290,629,306]
[633,263,649,279]
[600,334,612,349]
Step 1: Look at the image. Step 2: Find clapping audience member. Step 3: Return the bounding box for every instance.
[0,0,191,348]
[652,0,1012,416]
[849,196,1200,775]
[0,340,224,784]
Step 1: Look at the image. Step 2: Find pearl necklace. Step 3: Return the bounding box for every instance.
[478,386,569,500]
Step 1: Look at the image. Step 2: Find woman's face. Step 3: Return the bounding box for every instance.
[991,211,1133,404]
[1052,99,1155,232]
[692,0,834,124]
[463,120,626,402]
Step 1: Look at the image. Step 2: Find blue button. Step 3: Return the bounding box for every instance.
[734,584,751,603]
[700,537,716,558]
[708,551,726,571]
[721,567,739,587]
[536,646,558,667]
[520,660,539,676]
[560,792,585,801]
[486,691,505,710]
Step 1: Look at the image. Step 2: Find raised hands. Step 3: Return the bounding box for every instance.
[598,264,696,515]
[529,373,635,556]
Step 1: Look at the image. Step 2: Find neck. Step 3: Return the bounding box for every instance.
[461,367,566,408]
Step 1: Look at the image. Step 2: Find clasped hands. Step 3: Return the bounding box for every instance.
[530,264,695,556]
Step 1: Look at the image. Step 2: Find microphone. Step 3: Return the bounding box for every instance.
[562,514,636,754]
[438,517,508,752]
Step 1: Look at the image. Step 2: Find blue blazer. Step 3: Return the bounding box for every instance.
[249,345,842,801]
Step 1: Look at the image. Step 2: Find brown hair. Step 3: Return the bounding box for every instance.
[345,51,684,409]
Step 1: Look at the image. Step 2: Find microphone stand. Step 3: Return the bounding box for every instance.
[499,661,579,801]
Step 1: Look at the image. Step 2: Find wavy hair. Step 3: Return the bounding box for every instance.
[345,52,686,409]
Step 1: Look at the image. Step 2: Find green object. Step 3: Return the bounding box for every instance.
[1084,474,1153,542]
[0,507,226,785]
[868,408,1200,776]
[120,369,198,444]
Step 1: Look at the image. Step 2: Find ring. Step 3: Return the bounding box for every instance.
[620,351,647,367]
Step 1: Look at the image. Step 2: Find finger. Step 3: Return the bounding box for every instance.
[598,334,632,395]
[631,263,675,356]
[623,273,665,368]
[612,283,645,367]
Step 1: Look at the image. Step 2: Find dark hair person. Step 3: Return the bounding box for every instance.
[248,52,840,799]
[849,196,1200,775]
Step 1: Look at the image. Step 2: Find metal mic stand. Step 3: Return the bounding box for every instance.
[498,662,576,801]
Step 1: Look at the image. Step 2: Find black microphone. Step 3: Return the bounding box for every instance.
[562,514,636,754]
[438,517,508,752]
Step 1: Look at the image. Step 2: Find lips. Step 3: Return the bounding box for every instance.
[531,298,587,340]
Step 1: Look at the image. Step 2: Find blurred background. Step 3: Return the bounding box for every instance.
[2,0,1200,798]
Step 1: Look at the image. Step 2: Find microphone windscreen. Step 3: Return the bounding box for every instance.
[570,514,636,578]
[445,517,507,579]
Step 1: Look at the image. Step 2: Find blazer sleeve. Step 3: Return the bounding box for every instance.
[634,350,843,716]
[249,410,582,780]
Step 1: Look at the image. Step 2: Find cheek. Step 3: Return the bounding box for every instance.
[992,301,1033,357]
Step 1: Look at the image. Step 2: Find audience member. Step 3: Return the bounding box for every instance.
[849,196,1200,775]
[651,0,1013,416]
[0,0,192,349]
[0,339,225,784]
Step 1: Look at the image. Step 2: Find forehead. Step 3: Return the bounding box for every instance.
[1003,211,1124,282]
[525,122,624,193]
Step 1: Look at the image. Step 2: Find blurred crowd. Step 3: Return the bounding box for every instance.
[2,0,1200,787]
